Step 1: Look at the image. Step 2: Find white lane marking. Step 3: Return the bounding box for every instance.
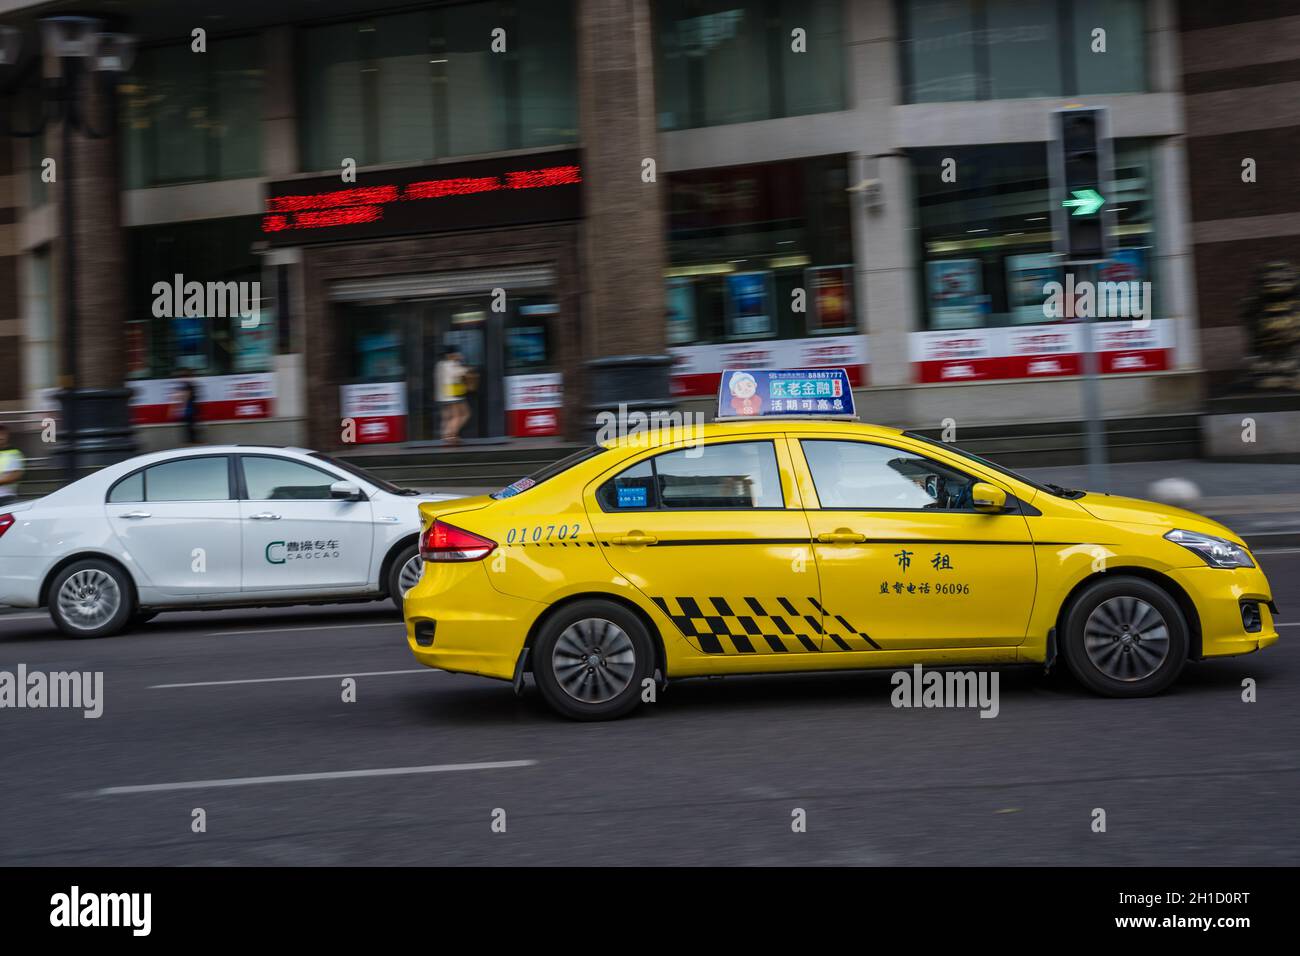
[95,760,537,795]
[150,668,435,689]
[0,613,49,622]
[205,621,404,637]
[1275,622,1299,628]
[1256,548,1300,555]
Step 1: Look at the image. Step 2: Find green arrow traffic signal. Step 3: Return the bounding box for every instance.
[1062,188,1105,216]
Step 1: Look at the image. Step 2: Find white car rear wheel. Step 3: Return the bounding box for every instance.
[48,559,134,638]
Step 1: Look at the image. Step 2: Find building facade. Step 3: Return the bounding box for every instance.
[0,0,1266,452]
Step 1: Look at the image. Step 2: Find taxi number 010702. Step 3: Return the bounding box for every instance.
[506,523,582,544]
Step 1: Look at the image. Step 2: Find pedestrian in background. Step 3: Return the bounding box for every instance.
[177,381,201,445]
[0,423,24,504]
[435,346,470,445]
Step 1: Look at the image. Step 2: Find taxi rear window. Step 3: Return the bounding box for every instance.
[491,446,609,499]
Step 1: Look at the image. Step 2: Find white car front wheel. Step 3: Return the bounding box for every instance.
[48,559,134,638]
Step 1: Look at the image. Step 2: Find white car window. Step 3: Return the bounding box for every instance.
[243,456,338,501]
[144,457,231,502]
[108,470,144,503]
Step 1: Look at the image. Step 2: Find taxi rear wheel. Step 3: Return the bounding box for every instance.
[47,559,134,639]
[1061,576,1188,697]
[532,601,654,721]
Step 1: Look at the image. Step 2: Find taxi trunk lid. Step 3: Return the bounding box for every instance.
[416,494,496,530]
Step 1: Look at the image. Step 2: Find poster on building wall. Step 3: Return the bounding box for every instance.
[1005,253,1062,324]
[666,277,696,345]
[807,265,854,332]
[925,259,985,329]
[909,319,1174,383]
[339,381,407,444]
[1100,247,1149,287]
[669,334,869,397]
[233,314,276,373]
[726,271,775,338]
[171,314,209,372]
[505,373,562,437]
[125,321,150,379]
[129,373,276,424]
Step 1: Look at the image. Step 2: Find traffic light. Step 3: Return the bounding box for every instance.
[1050,107,1113,263]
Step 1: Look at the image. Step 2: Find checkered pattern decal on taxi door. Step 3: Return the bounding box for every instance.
[649,595,881,655]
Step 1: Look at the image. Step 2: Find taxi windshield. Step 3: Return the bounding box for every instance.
[491,446,609,499]
[900,431,1084,499]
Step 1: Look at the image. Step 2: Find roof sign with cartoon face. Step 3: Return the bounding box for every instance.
[715,368,855,421]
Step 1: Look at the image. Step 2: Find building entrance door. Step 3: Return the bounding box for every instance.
[407,297,505,442]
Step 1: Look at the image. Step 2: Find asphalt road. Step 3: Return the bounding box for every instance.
[1,551,1297,867]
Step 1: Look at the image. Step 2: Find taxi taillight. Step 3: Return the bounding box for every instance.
[0,513,13,539]
[420,519,496,562]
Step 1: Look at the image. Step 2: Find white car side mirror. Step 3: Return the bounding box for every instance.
[330,481,364,502]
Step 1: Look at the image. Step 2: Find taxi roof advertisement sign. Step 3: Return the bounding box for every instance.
[716,368,855,420]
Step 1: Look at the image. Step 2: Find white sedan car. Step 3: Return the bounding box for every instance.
[0,445,457,637]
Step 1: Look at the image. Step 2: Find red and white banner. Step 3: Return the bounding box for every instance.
[670,334,869,398]
[910,319,1173,383]
[129,373,275,425]
[340,382,407,444]
[506,373,562,437]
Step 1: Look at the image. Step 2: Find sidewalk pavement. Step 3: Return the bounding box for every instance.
[1020,460,1300,550]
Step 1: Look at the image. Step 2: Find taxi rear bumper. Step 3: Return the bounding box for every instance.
[403,561,541,682]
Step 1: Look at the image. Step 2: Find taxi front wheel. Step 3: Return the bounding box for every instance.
[532,600,654,721]
[1060,576,1188,697]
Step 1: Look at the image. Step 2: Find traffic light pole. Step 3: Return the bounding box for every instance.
[1076,262,1108,489]
[1051,106,1113,492]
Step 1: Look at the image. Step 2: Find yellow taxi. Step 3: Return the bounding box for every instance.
[404,368,1278,720]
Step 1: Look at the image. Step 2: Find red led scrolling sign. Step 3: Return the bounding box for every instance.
[262,164,582,234]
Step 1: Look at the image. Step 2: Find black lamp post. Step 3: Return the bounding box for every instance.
[1,16,136,481]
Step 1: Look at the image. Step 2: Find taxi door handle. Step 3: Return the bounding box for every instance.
[249,512,281,521]
[121,511,151,520]
[817,530,867,544]
[612,533,658,546]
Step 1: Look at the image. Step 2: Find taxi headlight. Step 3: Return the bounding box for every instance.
[1164,529,1254,569]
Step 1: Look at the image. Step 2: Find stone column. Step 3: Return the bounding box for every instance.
[575,0,672,435]
[54,49,136,466]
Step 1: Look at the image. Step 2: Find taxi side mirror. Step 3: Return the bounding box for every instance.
[971,482,1007,513]
[330,480,365,502]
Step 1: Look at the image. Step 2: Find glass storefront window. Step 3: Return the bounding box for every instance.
[656,0,846,130]
[121,36,263,188]
[298,1,576,173]
[665,155,854,344]
[899,0,1147,103]
[128,217,268,379]
[443,2,510,156]
[985,0,1062,99]
[901,0,980,103]
[1072,0,1148,94]
[910,141,1158,330]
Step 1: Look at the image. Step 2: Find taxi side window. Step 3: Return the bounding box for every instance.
[596,461,656,510]
[802,440,976,511]
[598,441,784,511]
[243,456,337,500]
